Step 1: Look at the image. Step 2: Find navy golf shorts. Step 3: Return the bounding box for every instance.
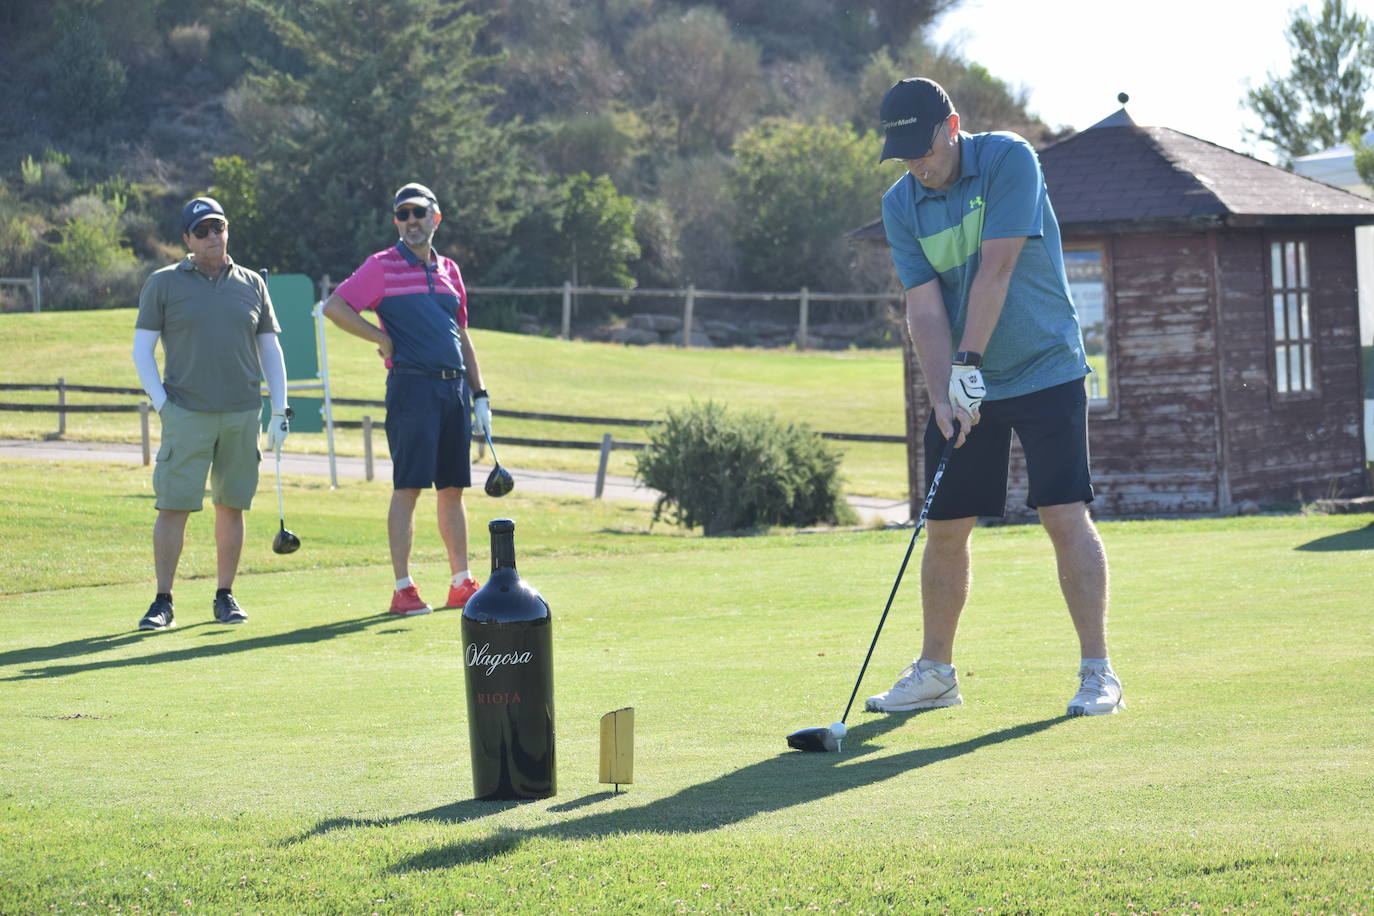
[385,371,473,490]
[923,377,1094,520]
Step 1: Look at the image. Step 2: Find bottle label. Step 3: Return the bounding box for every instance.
[466,641,534,675]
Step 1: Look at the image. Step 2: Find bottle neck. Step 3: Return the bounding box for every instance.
[490,530,517,572]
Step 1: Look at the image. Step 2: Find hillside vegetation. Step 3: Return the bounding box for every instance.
[0,0,1065,323]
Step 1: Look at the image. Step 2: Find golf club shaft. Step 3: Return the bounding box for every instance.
[484,429,500,466]
[275,444,286,525]
[838,427,958,725]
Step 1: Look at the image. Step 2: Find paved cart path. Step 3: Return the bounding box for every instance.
[0,438,911,526]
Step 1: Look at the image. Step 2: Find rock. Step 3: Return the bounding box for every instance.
[608,327,662,345]
[628,313,682,332]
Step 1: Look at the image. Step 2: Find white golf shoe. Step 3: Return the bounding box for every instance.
[864,659,962,712]
[1067,665,1125,716]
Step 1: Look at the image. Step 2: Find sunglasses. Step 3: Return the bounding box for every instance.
[191,221,227,239]
[394,205,430,222]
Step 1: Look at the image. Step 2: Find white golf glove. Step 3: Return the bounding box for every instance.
[472,394,493,440]
[267,409,290,452]
[949,364,986,418]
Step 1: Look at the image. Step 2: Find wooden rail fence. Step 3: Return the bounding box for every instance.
[1,380,905,493]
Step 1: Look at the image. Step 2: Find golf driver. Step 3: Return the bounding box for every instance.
[271,445,301,554]
[786,423,959,753]
[483,429,514,497]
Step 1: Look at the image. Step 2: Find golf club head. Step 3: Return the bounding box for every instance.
[786,726,838,753]
[273,524,301,555]
[485,463,514,498]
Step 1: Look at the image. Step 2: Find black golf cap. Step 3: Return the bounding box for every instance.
[879,78,954,162]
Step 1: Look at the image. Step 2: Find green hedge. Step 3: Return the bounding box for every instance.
[635,401,855,535]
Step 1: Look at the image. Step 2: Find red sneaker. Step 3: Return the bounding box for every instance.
[442,578,481,610]
[388,585,433,616]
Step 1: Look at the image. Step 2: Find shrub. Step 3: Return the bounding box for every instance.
[635,401,854,535]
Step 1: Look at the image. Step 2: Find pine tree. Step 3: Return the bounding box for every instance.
[1244,0,1374,166]
[233,0,531,279]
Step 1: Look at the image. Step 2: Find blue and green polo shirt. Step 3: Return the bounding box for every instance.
[882,130,1090,400]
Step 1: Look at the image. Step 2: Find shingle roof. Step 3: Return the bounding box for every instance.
[1043,117,1374,231]
[848,113,1374,240]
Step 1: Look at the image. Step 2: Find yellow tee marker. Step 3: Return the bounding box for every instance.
[598,707,634,792]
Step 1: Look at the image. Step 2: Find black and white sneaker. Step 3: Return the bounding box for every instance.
[213,592,248,625]
[138,596,176,631]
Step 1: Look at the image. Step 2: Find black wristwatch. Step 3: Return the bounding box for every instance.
[952,350,983,368]
[471,389,489,400]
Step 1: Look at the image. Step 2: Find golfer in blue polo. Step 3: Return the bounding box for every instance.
[866,78,1124,718]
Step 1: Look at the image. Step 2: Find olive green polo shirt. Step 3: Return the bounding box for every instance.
[136,255,280,412]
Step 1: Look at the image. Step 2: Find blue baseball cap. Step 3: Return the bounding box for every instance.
[182,197,226,233]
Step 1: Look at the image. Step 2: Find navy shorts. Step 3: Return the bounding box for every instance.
[923,378,1094,520]
[384,371,473,490]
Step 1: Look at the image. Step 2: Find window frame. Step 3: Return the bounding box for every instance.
[1265,238,1319,400]
[1063,239,1116,415]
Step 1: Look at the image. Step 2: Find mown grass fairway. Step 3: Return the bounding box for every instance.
[0,308,909,497]
[1,460,1372,913]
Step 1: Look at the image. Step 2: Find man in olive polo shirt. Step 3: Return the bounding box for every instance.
[131,197,291,631]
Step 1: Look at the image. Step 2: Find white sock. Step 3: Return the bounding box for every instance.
[1081,657,1111,670]
[396,576,414,591]
[917,657,955,677]
[452,570,471,587]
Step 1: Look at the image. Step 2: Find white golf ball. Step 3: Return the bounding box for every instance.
[829,721,847,739]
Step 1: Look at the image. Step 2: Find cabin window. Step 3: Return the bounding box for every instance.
[1269,240,1314,394]
[1064,245,1111,404]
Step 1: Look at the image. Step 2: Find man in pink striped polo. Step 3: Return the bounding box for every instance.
[322,182,493,616]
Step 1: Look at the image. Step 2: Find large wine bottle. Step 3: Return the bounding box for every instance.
[461,518,556,800]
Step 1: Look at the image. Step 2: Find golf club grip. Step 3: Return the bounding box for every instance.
[839,429,958,724]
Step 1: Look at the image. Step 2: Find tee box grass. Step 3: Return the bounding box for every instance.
[0,455,1372,912]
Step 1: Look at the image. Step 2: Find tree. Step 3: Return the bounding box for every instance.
[729,118,894,292]
[230,0,530,280]
[556,173,640,292]
[1351,131,1374,189]
[1244,0,1374,165]
[857,40,1057,145]
[626,7,765,156]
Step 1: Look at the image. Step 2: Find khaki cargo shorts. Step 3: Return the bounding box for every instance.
[153,401,262,511]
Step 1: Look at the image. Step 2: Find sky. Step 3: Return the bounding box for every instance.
[929,0,1373,164]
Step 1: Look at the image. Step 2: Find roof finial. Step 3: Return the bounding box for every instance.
[1118,92,1129,106]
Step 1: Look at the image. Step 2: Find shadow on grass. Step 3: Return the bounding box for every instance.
[289,714,1067,865]
[0,614,402,681]
[1294,520,1374,552]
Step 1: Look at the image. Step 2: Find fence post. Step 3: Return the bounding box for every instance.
[594,432,613,498]
[362,415,374,482]
[797,286,810,350]
[681,284,695,348]
[31,266,41,313]
[47,377,66,439]
[139,402,151,465]
[561,281,572,340]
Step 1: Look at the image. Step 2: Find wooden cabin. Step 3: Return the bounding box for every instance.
[853,109,1374,518]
